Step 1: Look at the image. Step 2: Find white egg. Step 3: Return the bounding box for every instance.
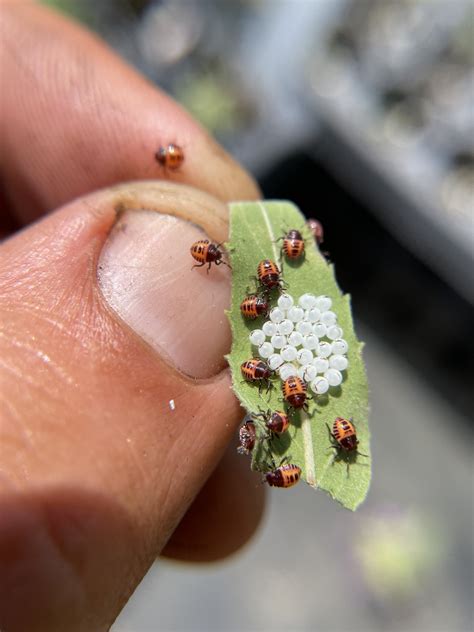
[298,293,317,310]
[329,355,348,371]
[277,294,294,310]
[281,345,298,362]
[268,353,284,370]
[258,342,274,359]
[269,307,285,324]
[278,319,294,335]
[249,329,265,346]
[303,334,319,350]
[310,377,329,394]
[262,321,277,337]
[324,369,343,387]
[296,348,314,365]
[315,295,332,311]
[332,339,348,355]
[271,334,286,349]
[279,363,297,380]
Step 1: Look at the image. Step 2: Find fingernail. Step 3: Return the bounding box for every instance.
[98,209,231,378]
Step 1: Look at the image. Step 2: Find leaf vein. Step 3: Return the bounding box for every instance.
[301,412,316,486]
[258,202,280,267]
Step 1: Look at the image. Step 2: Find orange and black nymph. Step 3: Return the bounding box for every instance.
[281,229,305,260]
[240,294,269,320]
[282,376,308,410]
[257,259,282,291]
[253,409,290,435]
[190,240,230,271]
[265,463,301,488]
[331,417,359,452]
[241,359,273,392]
[328,417,368,474]
[155,143,184,170]
[327,417,369,475]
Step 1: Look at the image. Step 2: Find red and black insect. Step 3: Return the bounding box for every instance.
[328,417,368,474]
[253,409,290,435]
[241,359,274,393]
[265,463,301,488]
[155,143,184,170]
[240,294,269,320]
[280,229,305,260]
[282,376,308,410]
[238,419,257,455]
[257,259,283,291]
[306,218,324,245]
[190,240,230,272]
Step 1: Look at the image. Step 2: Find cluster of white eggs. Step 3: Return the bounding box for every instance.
[249,293,349,395]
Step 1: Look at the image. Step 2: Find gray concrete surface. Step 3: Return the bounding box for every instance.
[114,326,473,632]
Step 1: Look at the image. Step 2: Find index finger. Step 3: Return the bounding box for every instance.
[0,2,259,226]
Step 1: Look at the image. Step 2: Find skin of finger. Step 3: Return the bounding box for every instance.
[98,183,268,558]
[162,443,264,563]
[0,183,263,631]
[0,2,260,226]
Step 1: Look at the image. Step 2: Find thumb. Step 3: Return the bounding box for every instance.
[0,181,262,632]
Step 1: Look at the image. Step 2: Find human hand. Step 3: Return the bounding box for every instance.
[0,3,262,631]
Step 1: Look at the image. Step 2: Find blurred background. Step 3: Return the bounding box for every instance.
[44,1,473,630]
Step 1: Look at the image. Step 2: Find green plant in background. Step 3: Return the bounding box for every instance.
[174,72,247,137]
[227,201,371,510]
[354,510,442,600]
[41,0,92,23]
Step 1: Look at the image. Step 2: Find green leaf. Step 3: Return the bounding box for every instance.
[226,201,371,510]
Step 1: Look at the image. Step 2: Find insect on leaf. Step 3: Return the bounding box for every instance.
[226,201,371,510]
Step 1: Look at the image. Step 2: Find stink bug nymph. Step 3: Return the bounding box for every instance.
[328,417,368,475]
[282,376,309,410]
[265,463,301,488]
[280,229,305,260]
[190,240,230,272]
[252,409,290,435]
[241,359,274,393]
[257,259,283,292]
[240,294,269,320]
[155,143,184,170]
